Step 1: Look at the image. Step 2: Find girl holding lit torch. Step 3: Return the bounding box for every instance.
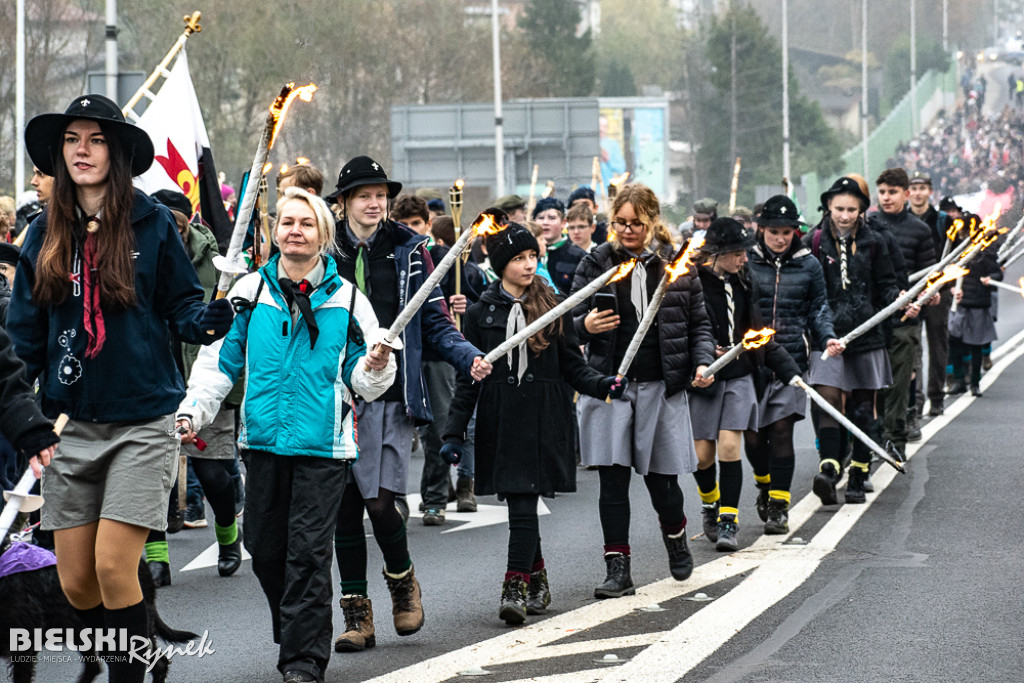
[10,94,234,682]
[441,224,627,625]
[325,156,490,652]
[746,195,841,534]
[688,218,800,552]
[177,187,396,683]
[803,177,902,506]
[573,183,716,598]
[947,212,1002,397]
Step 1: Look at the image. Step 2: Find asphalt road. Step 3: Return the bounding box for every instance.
[32,247,1024,682]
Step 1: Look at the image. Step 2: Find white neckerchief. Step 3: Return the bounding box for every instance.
[630,256,648,322]
[503,288,529,385]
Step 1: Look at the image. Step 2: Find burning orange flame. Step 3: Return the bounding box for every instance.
[741,327,775,349]
[947,219,962,241]
[983,203,1002,228]
[609,172,630,187]
[608,259,638,283]
[262,162,273,175]
[1019,276,1024,298]
[296,157,309,165]
[666,236,705,283]
[935,264,969,285]
[454,179,465,190]
[268,82,317,149]
[471,213,505,237]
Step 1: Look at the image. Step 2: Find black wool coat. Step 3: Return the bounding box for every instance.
[571,241,716,396]
[444,282,608,497]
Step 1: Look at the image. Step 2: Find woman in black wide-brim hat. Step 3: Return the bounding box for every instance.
[687,217,799,553]
[745,195,840,534]
[9,94,233,682]
[801,177,903,508]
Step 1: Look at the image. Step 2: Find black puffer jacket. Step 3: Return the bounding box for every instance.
[802,220,900,354]
[869,208,936,327]
[958,247,1002,308]
[0,273,10,328]
[571,241,715,396]
[748,238,836,372]
[694,263,801,390]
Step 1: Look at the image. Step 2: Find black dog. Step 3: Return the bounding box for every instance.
[0,545,199,683]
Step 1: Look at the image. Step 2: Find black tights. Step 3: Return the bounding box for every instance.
[191,458,238,528]
[598,465,685,547]
[505,493,544,574]
[814,387,875,467]
[334,483,409,585]
[744,415,797,492]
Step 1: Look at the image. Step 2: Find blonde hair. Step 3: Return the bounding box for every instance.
[610,183,674,250]
[275,186,336,257]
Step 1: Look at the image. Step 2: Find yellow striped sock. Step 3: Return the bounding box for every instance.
[719,506,739,521]
[768,490,791,504]
[754,473,771,486]
[699,483,720,505]
[850,460,870,473]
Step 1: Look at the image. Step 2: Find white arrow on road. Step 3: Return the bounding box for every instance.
[401,494,550,534]
[180,542,252,572]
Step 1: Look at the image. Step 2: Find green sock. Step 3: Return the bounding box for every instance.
[341,580,368,597]
[215,520,238,546]
[144,541,169,564]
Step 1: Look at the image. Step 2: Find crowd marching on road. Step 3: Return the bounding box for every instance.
[1,83,1023,683]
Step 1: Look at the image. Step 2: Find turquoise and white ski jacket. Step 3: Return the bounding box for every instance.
[178,254,396,459]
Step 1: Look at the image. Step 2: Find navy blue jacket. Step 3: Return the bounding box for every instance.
[748,238,836,372]
[8,190,212,422]
[334,220,481,424]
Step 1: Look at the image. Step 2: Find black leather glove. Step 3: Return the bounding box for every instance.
[200,298,235,339]
[599,375,629,400]
[440,437,464,466]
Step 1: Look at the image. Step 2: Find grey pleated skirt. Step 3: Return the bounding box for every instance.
[948,307,997,346]
[758,377,808,428]
[348,399,414,499]
[807,348,892,391]
[688,374,759,440]
[578,380,698,476]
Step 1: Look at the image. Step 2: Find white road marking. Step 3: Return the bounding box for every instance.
[498,631,667,664]
[399,493,550,534]
[180,541,252,572]
[369,333,1024,683]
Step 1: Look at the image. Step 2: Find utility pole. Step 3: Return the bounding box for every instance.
[730,2,737,165]
[491,0,505,196]
[911,0,918,136]
[862,0,870,178]
[105,0,118,100]
[782,0,791,188]
[16,0,25,194]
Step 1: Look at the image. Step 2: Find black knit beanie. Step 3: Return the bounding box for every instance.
[486,223,539,276]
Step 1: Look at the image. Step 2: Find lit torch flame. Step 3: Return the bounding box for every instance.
[741,327,775,349]
[296,157,309,165]
[262,162,273,176]
[609,172,630,188]
[982,203,1002,230]
[947,219,962,242]
[666,236,705,282]
[268,82,318,149]
[454,179,465,190]
[608,259,638,283]
[471,212,505,237]
[934,264,970,286]
[1019,277,1024,299]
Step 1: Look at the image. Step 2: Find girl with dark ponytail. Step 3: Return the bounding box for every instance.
[442,222,626,625]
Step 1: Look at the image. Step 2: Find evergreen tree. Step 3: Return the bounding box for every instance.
[517,0,596,97]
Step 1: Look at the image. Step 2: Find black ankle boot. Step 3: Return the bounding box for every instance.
[525,568,550,615]
[661,530,693,580]
[218,538,242,577]
[499,577,528,625]
[764,498,789,534]
[594,553,634,599]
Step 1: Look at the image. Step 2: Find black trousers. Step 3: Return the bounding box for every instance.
[922,293,951,404]
[243,450,349,682]
[419,359,456,506]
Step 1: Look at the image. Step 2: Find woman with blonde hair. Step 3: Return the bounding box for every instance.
[571,183,716,598]
[178,186,396,683]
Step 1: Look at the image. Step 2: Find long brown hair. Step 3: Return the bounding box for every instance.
[610,184,674,250]
[521,275,564,355]
[33,120,137,309]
